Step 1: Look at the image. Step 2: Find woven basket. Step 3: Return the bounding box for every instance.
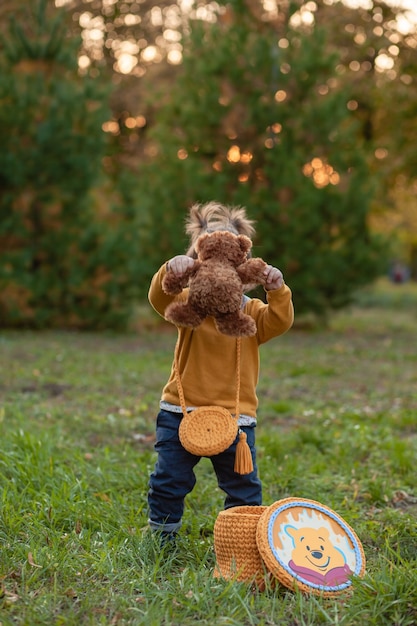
[213,505,268,588]
[213,498,366,596]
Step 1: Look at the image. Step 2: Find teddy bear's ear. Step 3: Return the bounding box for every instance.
[195,232,210,253]
[237,234,252,254]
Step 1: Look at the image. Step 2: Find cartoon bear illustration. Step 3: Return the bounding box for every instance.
[284,525,353,586]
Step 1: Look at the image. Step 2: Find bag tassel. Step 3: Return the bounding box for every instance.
[234,430,254,475]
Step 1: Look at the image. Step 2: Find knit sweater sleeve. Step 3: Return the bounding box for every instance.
[246,283,294,344]
[148,263,187,318]
[149,263,294,339]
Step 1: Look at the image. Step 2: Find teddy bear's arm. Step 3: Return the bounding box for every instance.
[236,258,267,284]
[162,262,200,294]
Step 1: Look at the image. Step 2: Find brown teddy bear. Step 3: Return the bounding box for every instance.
[162,230,267,336]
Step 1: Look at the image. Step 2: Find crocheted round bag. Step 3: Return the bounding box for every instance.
[174,337,253,473]
[179,406,238,457]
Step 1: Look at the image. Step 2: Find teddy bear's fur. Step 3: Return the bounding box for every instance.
[162,230,267,337]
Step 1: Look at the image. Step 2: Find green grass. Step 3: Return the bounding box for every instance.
[1,279,417,625]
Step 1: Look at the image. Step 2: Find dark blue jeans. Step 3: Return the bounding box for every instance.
[148,409,262,533]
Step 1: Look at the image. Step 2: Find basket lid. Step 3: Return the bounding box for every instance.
[256,497,366,596]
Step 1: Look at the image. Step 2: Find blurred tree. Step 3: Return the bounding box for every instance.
[138,0,386,316]
[49,1,417,282]
[369,5,417,278]
[312,0,417,278]
[0,0,141,328]
[51,0,200,75]
[2,0,413,327]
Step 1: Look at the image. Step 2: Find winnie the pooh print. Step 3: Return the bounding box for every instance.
[284,525,353,586]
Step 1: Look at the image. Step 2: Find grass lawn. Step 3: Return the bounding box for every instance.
[0,279,416,625]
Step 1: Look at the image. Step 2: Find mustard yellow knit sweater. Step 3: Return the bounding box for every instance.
[148,263,294,418]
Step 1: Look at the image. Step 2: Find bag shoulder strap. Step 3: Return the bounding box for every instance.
[174,336,241,419]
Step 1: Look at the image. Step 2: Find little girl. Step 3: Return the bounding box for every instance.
[147,202,294,539]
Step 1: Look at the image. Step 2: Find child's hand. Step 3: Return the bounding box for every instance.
[167,255,196,276]
[263,265,284,290]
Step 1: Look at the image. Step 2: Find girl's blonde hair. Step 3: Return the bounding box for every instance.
[185,201,256,258]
